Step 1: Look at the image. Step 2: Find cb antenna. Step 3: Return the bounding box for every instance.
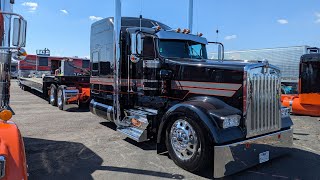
[216,27,219,42]
[139,0,142,31]
[139,15,142,31]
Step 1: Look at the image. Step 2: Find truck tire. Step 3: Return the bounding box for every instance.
[78,100,90,109]
[57,85,66,110]
[49,84,57,106]
[165,114,212,172]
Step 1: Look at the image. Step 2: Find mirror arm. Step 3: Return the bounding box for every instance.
[0,47,20,50]
[0,11,25,20]
[208,41,224,60]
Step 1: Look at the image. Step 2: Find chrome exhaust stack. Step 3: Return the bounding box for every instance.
[113,0,122,126]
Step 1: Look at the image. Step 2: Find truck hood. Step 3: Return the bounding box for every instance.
[165,58,254,71]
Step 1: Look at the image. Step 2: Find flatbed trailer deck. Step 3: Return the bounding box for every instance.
[19,75,90,110]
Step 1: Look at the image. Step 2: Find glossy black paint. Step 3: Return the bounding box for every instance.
[156,96,246,151]
[90,23,250,148]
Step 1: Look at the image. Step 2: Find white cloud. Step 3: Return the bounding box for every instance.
[315,12,320,23]
[21,2,38,12]
[89,16,103,21]
[277,19,288,24]
[225,35,237,40]
[60,9,68,15]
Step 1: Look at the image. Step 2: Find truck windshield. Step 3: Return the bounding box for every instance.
[301,61,320,93]
[158,40,207,59]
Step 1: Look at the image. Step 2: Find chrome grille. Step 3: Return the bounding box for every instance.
[245,70,281,137]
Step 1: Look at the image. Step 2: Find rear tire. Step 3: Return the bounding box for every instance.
[165,114,212,172]
[57,86,66,110]
[49,84,57,106]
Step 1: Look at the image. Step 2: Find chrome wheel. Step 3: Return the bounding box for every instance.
[57,89,63,108]
[50,86,56,104]
[170,119,199,161]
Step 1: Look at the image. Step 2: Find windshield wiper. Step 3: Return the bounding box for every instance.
[187,41,203,59]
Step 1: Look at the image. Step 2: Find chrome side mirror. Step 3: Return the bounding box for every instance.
[12,48,27,61]
[12,18,27,47]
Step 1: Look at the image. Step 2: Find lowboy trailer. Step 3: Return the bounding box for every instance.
[19,59,90,110]
[89,0,293,178]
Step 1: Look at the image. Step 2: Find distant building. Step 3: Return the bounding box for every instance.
[210,45,319,84]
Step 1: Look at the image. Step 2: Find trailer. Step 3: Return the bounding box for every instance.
[19,59,91,110]
[18,53,90,78]
[282,53,320,116]
[0,0,28,179]
[88,0,293,178]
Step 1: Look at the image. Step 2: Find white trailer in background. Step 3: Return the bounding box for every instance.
[210,46,319,86]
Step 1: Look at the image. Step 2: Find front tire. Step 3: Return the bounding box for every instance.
[165,114,212,172]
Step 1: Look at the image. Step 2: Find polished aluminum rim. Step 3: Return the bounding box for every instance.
[57,90,63,107]
[50,86,55,103]
[170,119,199,160]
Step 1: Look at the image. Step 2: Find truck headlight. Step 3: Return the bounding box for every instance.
[281,107,290,118]
[0,156,5,179]
[221,115,241,129]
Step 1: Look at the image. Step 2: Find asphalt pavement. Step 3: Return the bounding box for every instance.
[10,80,320,180]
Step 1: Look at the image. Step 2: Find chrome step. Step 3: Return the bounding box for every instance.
[117,127,148,142]
[117,108,157,142]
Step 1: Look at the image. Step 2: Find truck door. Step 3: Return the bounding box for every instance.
[128,33,160,98]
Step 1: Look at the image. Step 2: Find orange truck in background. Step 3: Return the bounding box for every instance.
[282,53,320,116]
[0,0,28,179]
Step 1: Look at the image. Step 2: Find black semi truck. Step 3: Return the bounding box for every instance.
[89,1,293,178]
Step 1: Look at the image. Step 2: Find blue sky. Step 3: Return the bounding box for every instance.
[15,0,320,58]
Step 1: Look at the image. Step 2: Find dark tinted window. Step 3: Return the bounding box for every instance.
[82,60,90,68]
[91,52,99,76]
[100,62,111,75]
[159,40,207,59]
[301,62,320,93]
[38,57,48,66]
[143,36,156,58]
[11,65,17,72]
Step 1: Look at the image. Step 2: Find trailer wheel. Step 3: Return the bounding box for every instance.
[57,86,66,110]
[49,84,57,106]
[165,115,212,172]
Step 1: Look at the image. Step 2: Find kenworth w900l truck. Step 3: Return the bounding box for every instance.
[0,0,28,179]
[89,0,293,177]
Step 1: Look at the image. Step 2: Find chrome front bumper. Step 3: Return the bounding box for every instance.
[213,128,293,178]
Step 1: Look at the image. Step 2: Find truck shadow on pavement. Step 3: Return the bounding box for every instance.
[24,137,184,180]
[110,137,320,179]
[217,147,320,180]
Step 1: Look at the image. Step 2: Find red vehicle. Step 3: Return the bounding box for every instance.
[0,0,28,179]
[18,53,90,78]
[282,53,320,116]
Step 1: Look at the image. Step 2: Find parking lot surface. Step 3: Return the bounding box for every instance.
[10,80,320,180]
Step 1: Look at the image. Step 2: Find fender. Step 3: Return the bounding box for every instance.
[0,121,28,180]
[156,96,245,153]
